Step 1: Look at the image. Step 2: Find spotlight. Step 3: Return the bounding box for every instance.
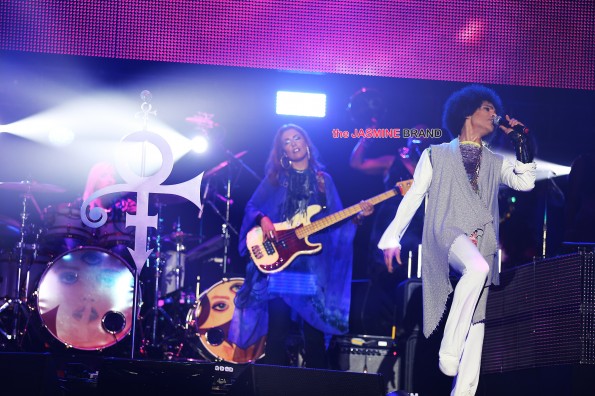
[276,91,326,118]
[190,135,209,153]
[48,127,75,147]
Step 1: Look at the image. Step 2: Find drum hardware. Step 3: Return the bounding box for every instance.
[162,219,196,294]
[140,202,184,354]
[202,194,237,275]
[159,250,186,297]
[201,147,260,275]
[0,181,63,344]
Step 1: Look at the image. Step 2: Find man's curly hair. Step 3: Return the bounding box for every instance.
[442,85,503,137]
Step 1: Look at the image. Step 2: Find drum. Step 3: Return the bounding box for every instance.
[160,251,186,297]
[186,278,266,364]
[36,247,135,350]
[42,203,93,253]
[97,218,134,249]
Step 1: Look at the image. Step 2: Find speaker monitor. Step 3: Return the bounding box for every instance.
[330,335,400,394]
[482,252,595,373]
[0,352,59,396]
[395,278,422,332]
[395,278,422,391]
[97,358,214,395]
[228,363,385,396]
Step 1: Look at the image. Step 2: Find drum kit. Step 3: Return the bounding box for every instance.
[0,179,264,364]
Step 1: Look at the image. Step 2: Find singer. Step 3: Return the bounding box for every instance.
[378,85,536,395]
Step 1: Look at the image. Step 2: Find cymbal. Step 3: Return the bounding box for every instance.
[152,231,200,247]
[165,231,199,242]
[204,150,248,178]
[0,181,65,193]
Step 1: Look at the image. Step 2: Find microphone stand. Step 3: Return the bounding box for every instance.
[222,149,262,184]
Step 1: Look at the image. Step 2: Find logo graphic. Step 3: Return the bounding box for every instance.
[81,130,203,271]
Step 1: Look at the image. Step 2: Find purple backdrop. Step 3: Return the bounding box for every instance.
[1,0,593,90]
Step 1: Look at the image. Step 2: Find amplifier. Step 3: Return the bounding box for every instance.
[482,252,595,373]
[329,334,400,393]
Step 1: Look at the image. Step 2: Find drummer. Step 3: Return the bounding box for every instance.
[81,161,136,253]
[42,162,136,256]
[82,161,136,213]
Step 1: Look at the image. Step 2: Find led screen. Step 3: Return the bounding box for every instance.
[1,0,593,89]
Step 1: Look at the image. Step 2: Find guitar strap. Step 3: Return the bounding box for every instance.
[316,171,327,210]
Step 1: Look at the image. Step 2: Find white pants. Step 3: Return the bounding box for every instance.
[440,235,489,396]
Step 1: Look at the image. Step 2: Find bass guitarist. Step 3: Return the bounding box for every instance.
[228,124,373,368]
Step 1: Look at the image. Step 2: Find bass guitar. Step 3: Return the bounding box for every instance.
[247,179,413,274]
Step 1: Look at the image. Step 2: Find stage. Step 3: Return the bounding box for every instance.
[1,1,594,395]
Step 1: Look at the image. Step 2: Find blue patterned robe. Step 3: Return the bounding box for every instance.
[228,169,356,349]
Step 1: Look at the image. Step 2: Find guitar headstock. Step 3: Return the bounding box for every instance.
[396,179,413,196]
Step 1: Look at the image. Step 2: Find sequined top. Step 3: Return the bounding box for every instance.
[459,140,482,194]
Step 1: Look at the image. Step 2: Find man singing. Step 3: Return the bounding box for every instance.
[379,85,536,395]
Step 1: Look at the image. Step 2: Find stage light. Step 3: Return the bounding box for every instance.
[1,90,194,175]
[276,91,326,117]
[190,135,209,153]
[48,127,75,147]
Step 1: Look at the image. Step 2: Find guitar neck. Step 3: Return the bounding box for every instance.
[296,188,398,239]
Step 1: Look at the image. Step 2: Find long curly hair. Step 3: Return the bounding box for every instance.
[442,84,503,137]
[265,124,324,185]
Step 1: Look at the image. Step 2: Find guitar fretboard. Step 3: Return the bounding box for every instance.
[295,181,411,239]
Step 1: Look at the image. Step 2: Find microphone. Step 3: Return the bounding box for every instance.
[493,115,529,134]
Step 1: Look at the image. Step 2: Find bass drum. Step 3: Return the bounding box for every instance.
[36,247,135,351]
[186,277,266,364]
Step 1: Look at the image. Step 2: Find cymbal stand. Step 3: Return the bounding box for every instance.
[142,201,175,350]
[203,190,238,275]
[172,217,186,291]
[202,146,260,274]
[222,168,232,274]
[0,189,37,344]
[224,149,261,273]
